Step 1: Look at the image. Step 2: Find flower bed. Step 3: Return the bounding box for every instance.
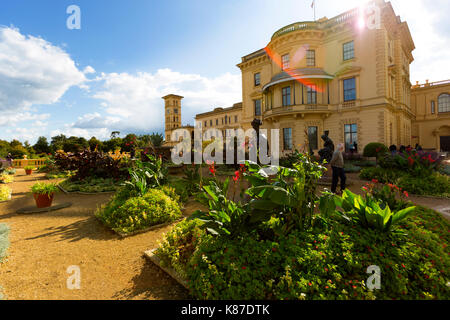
[0,174,14,184]
[152,157,449,300]
[59,177,120,193]
[155,206,449,300]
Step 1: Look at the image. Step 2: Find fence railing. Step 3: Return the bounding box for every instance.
[12,159,47,168]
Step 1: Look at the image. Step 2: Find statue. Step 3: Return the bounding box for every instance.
[318,131,334,163]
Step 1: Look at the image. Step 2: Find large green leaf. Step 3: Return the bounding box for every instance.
[392,206,416,225]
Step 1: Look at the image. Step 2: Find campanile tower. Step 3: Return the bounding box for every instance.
[162,94,183,145]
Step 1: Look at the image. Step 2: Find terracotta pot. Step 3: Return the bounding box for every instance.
[25,169,33,175]
[33,193,54,208]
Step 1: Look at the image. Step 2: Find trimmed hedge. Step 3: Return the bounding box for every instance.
[363,143,388,158]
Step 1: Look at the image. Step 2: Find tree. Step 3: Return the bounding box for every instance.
[88,137,103,151]
[51,134,67,152]
[111,131,120,139]
[33,136,51,154]
[63,136,88,153]
[149,133,164,147]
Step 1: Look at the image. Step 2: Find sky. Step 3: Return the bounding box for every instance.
[0,0,449,143]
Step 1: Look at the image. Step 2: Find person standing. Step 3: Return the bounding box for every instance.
[330,143,346,194]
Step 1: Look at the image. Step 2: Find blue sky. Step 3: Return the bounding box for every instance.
[0,0,449,143]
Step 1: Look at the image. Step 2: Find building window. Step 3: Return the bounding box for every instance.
[283,128,293,150]
[167,109,170,114]
[216,119,218,125]
[282,86,291,106]
[174,109,178,114]
[225,116,227,124]
[344,124,358,152]
[254,73,261,86]
[438,93,450,113]
[210,120,213,126]
[306,50,315,66]
[343,77,356,101]
[282,54,290,70]
[235,115,238,123]
[308,126,318,150]
[204,121,207,127]
[343,41,354,61]
[254,99,262,116]
[307,85,317,104]
[431,101,435,114]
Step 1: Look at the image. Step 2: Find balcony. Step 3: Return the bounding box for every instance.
[264,104,333,120]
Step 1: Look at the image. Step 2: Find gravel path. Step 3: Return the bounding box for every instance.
[0,170,189,300]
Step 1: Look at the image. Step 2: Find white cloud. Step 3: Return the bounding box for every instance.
[72,68,241,134]
[83,65,96,74]
[0,111,50,127]
[0,26,87,111]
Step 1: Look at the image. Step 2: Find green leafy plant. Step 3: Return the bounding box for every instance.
[30,182,58,196]
[0,185,12,201]
[156,205,450,300]
[333,189,415,233]
[95,188,182,234]
[363,142,388,158]
[246,154,325,234]
[188,178,251,237]
[24,165,35,171]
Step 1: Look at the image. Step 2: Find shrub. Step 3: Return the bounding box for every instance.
[359,167,403,183]
[24,165,35,171]
[96,188,182,234]
[363,143,388,158]
[155,219,205,279]
[157,206,450,300]
[54,149,128,180]
[360,167,450,197]
[30,182,58,196]
[0,186,11,201]
[0,174,14,184]
[159,185,181,203]
[397,173,450,197]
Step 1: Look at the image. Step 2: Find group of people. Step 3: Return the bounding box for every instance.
[389,143,422,155]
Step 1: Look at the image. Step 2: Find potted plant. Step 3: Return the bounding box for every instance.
[24,165,34,175]
[30,182,58,208]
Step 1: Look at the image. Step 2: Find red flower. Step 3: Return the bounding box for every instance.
[272,247,277,252]
[372,179,378,183]
[408,156,414,166]
[308,282,312,286]
[242,266,246,270]
[403,191,409,198]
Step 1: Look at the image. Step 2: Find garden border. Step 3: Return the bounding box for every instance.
[144,248,189,290]
[58,184,117,195]
[95,216,185,238]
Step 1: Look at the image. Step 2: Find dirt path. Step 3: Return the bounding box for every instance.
[0,170,189,300]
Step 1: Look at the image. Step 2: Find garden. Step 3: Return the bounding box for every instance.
[0,139,449,300]
[359,143,450,197]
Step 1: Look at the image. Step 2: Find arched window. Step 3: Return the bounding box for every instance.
[438,93,450,113]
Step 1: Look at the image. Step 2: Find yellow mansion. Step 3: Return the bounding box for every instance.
[164,0,450,154]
